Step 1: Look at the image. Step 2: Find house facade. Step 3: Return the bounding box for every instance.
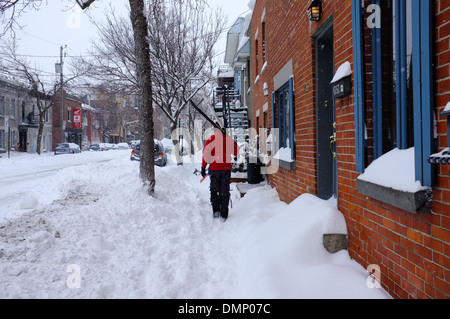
[0,77,52,154]
[248,0,449,298]
[51,90,84,150]
[81,103,102,149]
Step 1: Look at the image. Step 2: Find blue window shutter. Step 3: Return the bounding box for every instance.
[419,0,434,187]
[289,77,295,160]
[412,0,434,187]
[372,0,383,159]
[352,0,365,173]
[272,92,276,129]
[412,0,423,183]
[271,92,276,153]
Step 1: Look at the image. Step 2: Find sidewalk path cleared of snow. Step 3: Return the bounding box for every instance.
[0,151,391,299]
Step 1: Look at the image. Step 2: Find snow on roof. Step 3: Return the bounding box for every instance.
[82,103,96,111]
[218,70,235,78]
[330,61,352,84]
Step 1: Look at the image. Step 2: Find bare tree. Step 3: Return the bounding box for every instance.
[0,37,79,154]
[0,0,48,36]
[148,0,224,164]
[76,0,225,165]
[129,0,155,195]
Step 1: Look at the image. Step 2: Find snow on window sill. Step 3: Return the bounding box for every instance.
[261,61,268,75]
[357,148,432,214]
[254,75,260,85]
[274,147,295,171]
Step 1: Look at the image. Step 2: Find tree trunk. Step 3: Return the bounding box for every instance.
[170,121,184,166]
[129,0,155,195]
[36,113,44,155]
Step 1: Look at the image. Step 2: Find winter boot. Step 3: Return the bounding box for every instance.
[210,189,220,218]
[219,195,230,222]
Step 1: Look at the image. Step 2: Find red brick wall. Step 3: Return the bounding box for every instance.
[250,0,449,298]
[51,90,83,150]
[339,0,449,299]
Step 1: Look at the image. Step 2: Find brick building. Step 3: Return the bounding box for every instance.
[249,0,449,298]
[52,89,83,150]
[81,103,102,149]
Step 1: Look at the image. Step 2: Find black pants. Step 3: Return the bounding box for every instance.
[209,170,231,218]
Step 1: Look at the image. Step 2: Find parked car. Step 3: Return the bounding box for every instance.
[130,140,168,167]
[54,143,81,155]
[89,144,102,151]
[160,138,174,154]
[115,143,130,150]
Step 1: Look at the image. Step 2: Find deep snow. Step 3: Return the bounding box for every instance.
[0,150,391,299]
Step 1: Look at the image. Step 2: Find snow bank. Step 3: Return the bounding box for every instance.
[231,189,388,299]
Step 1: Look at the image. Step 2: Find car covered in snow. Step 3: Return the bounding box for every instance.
[54,143,81,155]
[89,144,104,151]
[130,139,168,167]
[114,143,130,150]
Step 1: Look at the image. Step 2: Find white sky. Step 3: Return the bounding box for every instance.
[5,0,251,82]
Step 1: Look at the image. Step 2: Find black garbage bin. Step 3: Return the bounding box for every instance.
[247,155,262,184]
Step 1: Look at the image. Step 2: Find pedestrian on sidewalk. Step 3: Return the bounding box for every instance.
[201,127,239,222]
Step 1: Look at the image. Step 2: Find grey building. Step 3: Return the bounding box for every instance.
[0,77,52,154]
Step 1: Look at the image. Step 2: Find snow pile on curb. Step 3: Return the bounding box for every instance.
[231,188,389,299]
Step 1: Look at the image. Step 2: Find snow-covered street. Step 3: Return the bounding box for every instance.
[0,150,391,299]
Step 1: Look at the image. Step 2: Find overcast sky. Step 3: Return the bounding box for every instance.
[5,0,251,84]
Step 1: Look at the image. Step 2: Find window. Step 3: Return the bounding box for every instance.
[264,111,268,130]
[68,108,72,122]
[352,0,434,186]
[374,0,414,156]
[0,97,4,116]
[11,131,16,150]
[262,21,266,62]
[255,38,259,76]
[10,99,16,118]
[272,77,295,161]
[21,102,26,122]
[0,130,4,149]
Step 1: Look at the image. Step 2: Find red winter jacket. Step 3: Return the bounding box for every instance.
[202,130,239,171]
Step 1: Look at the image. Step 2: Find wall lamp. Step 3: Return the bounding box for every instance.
[308,0,323,22]
[76,0,96,10]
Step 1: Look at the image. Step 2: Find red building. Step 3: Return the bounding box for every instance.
[52,89,101,150]
[82,103,102,149]
[249,0,449,298]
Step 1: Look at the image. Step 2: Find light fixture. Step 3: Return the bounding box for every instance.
[76,0,96,10]
[308,0,322,22]
[263,82,269,97]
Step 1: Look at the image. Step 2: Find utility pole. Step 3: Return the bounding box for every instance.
[56,45,66,143]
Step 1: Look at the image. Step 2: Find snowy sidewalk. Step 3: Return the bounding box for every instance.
[0,152,391,299]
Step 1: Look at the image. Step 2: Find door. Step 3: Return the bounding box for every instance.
[315,24,337,200]
[19,130,27,152]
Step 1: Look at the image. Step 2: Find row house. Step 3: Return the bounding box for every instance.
[0,77,52,154]
[52,89,84,150]
[246,0,449,298]
[51,90,103,150]
[81,103,102,149]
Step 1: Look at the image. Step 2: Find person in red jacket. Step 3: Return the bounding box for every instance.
[201,128,239,222]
